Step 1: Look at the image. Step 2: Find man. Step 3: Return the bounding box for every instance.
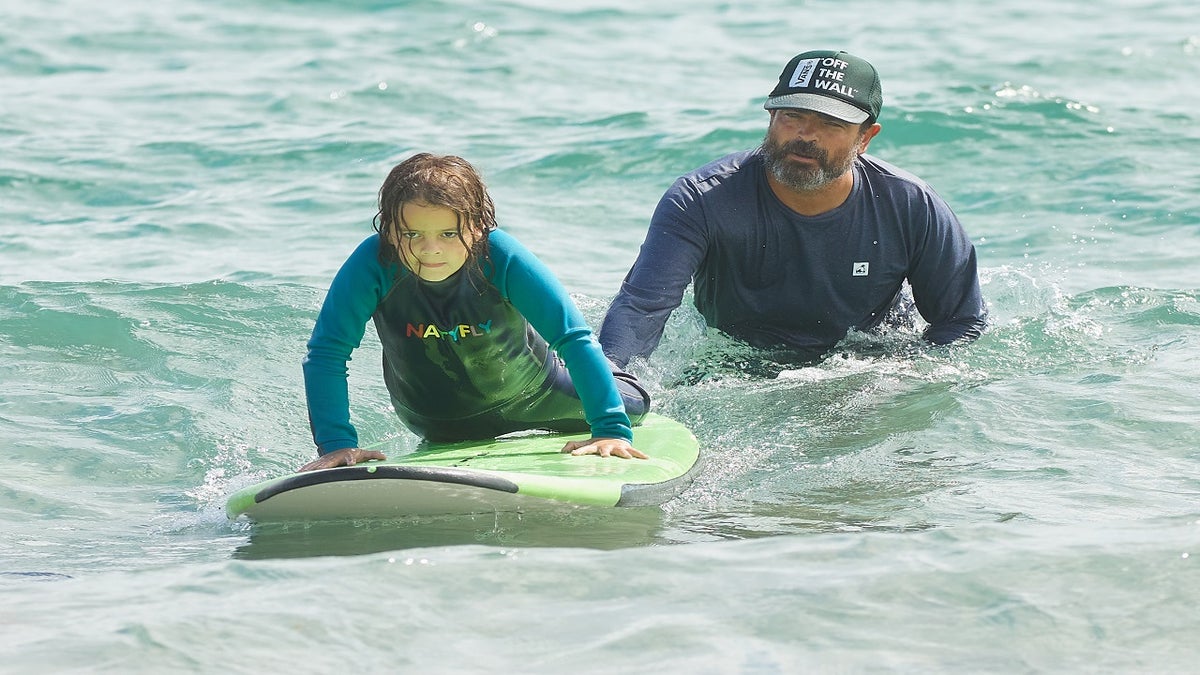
[599,49,987,369]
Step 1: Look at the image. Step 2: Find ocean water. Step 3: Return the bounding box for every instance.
[3,0,1199,672]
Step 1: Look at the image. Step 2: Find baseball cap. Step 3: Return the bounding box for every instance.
[764,50,883,124]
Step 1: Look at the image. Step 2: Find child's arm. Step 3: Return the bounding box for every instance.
[488,231,643,456]
[302,235,394,457]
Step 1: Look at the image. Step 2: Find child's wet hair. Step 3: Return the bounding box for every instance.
[373,153,497,269]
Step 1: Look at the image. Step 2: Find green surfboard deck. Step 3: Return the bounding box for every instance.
[225,413,700,521]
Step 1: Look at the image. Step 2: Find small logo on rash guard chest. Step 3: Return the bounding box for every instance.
[852,262,869,277]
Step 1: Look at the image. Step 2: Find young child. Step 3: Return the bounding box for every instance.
[298,153,649,472]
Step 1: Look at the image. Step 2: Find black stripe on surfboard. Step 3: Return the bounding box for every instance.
[254,466,520,504]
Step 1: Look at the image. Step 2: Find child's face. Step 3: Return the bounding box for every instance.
[394,201,475,282]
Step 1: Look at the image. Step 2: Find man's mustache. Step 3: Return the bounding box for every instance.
[779,140,826,163]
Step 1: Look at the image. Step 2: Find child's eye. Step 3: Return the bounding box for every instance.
[401,232,419,239]
[441,231,460,239]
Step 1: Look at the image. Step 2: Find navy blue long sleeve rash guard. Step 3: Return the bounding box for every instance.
[599,150,987,367]
[304,229,633,455]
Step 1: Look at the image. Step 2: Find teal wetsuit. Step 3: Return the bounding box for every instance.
[303,229,647,455]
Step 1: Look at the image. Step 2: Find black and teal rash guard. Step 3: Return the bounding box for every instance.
[303,228,632,455]
[600,150,988,367]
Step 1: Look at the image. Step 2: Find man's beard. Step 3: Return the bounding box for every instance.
[762,134,859,192]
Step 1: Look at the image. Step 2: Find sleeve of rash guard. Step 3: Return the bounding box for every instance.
[302,235,394,454]
[489,230,634,442]
[597,179,709,368]
[907,191,989,344]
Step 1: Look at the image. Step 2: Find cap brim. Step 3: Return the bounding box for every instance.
[764,93,869,123]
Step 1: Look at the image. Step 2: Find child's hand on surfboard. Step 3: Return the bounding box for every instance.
[560,438,648,460]
[298,448,387,472]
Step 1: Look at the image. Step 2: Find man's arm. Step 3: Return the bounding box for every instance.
[907,192,988,345]
[599,184,709,368]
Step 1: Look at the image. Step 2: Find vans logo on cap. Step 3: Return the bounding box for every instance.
[789,57,858,98]
[788,58,820,88]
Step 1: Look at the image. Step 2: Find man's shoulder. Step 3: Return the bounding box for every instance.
[681,149,762,187]
[856,154,959,223]
[857,154,935,193]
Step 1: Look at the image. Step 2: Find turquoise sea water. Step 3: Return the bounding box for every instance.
[3,0,1199,671]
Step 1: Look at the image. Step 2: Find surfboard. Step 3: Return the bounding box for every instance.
[225,413,700,522]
